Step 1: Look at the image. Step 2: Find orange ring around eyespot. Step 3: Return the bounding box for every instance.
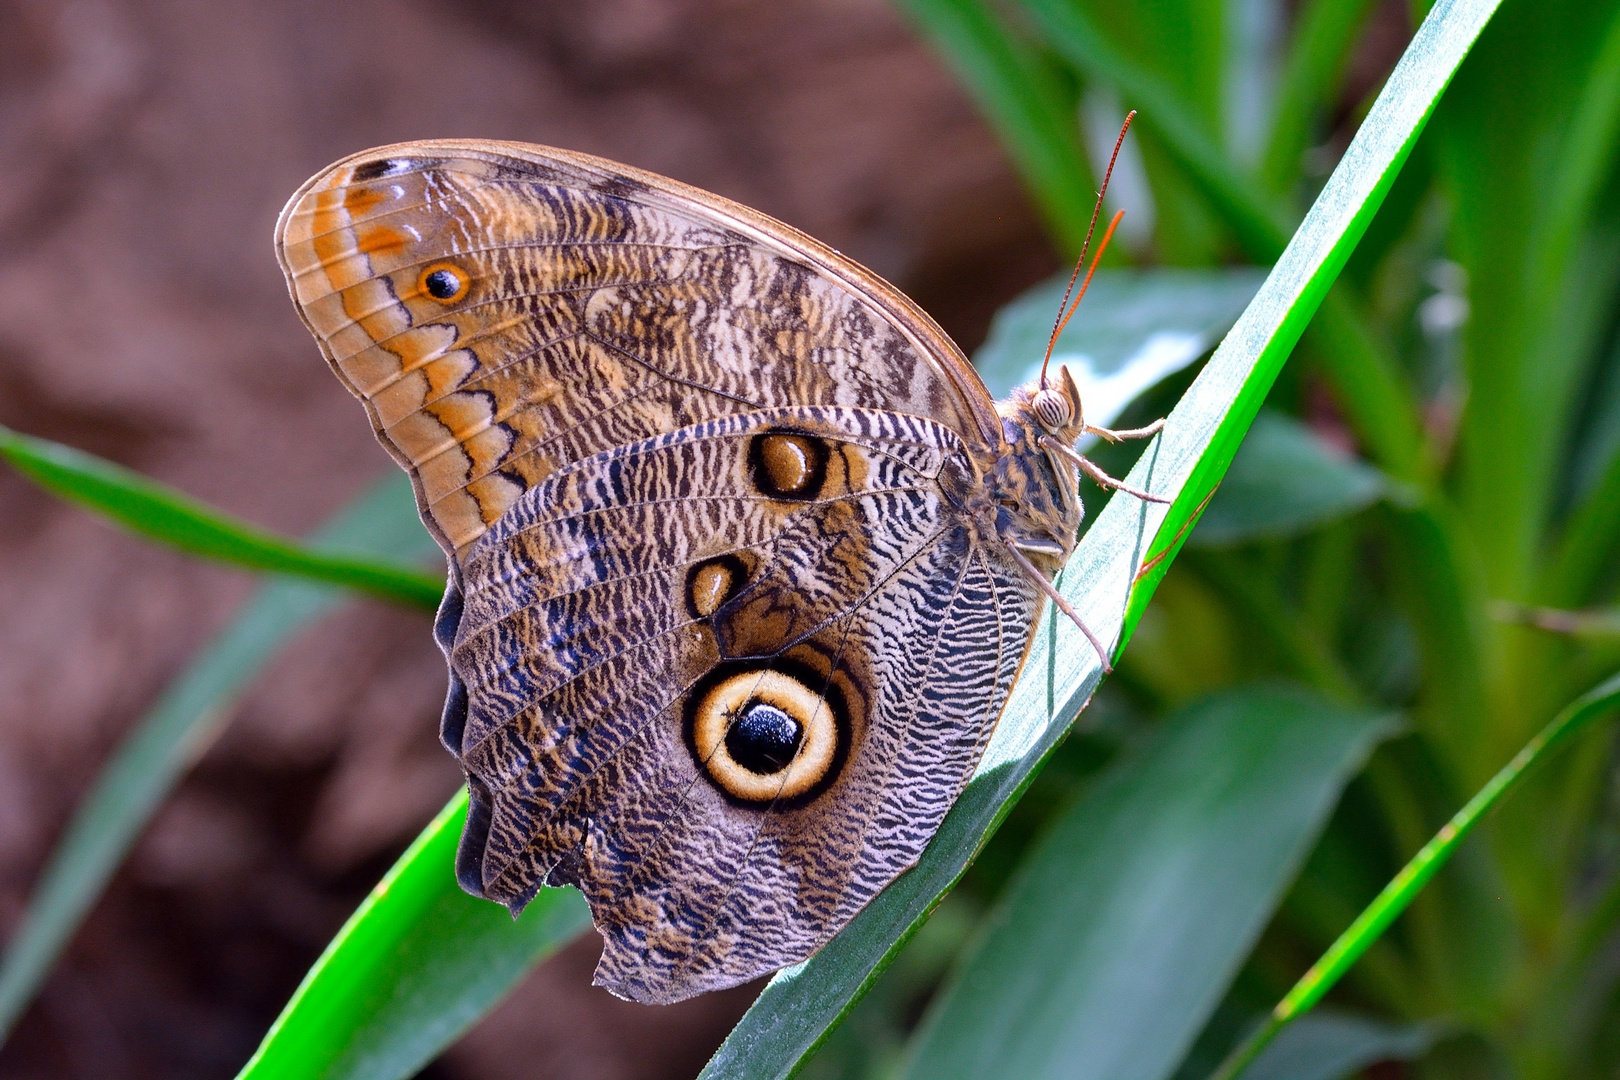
[417,261,471,304]
[692,670,838,802]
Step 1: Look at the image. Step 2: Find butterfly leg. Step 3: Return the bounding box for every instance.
[1041,436,1171,505]
[1001,542,1113,673]
[1083,417,1166,443]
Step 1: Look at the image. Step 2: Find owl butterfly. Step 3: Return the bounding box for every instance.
[275,119,1164,1004]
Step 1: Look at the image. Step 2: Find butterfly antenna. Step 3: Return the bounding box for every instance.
[1053,209,1125,345]
[1040,109,1137,389]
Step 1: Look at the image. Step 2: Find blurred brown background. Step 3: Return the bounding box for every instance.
[0,1,1054,1076]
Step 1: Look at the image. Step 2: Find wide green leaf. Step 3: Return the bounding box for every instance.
[1190,411,1387,546]
[1242,1010,1438,1080]
[973,267,1266,419]
[236,791,590,1080]
[1213,669,1620,1079]
[705,4,1498,1077]
[0,473,438,1044]
[901,685,1394,1080]
[0,424,442,610]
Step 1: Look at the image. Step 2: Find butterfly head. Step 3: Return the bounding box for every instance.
[1027,364,1086,446]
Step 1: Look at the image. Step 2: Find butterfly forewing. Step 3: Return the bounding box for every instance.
[275,141,1000,562]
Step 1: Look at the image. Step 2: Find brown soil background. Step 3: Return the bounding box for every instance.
[0,1,1055,1077]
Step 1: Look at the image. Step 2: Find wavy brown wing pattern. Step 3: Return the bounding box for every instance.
[447,406,1039,1003]
[275,140,1001,562]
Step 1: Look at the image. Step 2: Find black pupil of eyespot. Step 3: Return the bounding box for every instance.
[726,701,803,775]
[425,268,460,299]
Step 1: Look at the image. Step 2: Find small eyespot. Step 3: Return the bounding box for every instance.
[689,669,842,803]
[749,431,829,500]
[418,262,470,304]
[686,554,748,618]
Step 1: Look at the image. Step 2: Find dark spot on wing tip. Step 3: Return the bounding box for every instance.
[455,777,494,897]
[352,157,409,182]
[424,267,461,299]
[418,261,471,304]
[593,175,649,199]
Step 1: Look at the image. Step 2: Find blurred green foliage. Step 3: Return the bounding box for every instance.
[3,1,1617,1078]
[842,0,1620,1077]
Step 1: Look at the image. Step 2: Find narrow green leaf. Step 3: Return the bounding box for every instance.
[899,0,1097,255]
[1551,360,1620,604]
[1190,411,1386,546]
[1015,0,1431,486]
[902,686,1395,1080]
[703,5,1497,1076]
[1016,0,1292,259]
[235,791,591,1080]
[1261,0,1381,195]
[1123,0,1497,632]
[0,473,437,1044]
[973,266,1266,411]
[1211,669,1620,1080]
[0,425,442,611]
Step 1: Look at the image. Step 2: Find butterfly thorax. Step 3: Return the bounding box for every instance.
[985,387,1086,580]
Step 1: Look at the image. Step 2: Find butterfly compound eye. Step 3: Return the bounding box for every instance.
[689,669,843,803]
[418,261,470,304]
[1032,387,1072,432]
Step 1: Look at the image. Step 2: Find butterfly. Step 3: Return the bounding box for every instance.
[274,119,1163,1004]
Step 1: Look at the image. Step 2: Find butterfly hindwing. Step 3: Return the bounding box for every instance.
[275,141,1000,561]
[444,406,1038,1002]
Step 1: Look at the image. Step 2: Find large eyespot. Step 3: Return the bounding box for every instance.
[686,554,749,619]
[418,261,470,304]
[688,667,845,804]
[749,431,828,500]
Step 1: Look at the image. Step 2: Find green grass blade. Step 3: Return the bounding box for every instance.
[0,474,438,1044]
[899,0,1097,255]
[1122,0,1497,633]
[901,687,1395,1080]
[1551,445,1620,603]
[1016,0,1292,259]
[0,424,442,611]
[1014,0,1431,487]
[234,791,591,1080]
[1209,669,1620,1080]
[700,5,1497,1077]
[1261,0,1381,195]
